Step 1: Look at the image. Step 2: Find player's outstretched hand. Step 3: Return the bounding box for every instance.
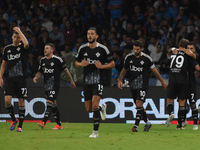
[0,77,3,88]
[70,81,76,88]
[33,77,38,83]
[117,80,123,90]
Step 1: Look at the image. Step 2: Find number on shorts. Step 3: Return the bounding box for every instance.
[191,93,194,100]
[140,90,146,100]
[50,91,55,95]
[21,88,27,97]
[98,84,103,92]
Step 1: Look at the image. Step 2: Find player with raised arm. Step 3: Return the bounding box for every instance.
[33,43,76,130]
[165,39,200,129]
[117,40,167,132]
[0,27,29,132]
[75,27,115,138]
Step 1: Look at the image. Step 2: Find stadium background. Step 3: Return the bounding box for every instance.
[1,0,200,124]
[1,79,200,123]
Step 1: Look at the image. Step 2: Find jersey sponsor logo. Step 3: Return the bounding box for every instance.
[50,62,54,66]
[86,58,98,64]
[140,60,144,65]
[7,53,21,60]
[17,47,21,51]
[96,52,100,57]
[130,65,143,72]
[84,53,88,56]
[43,68,54,73]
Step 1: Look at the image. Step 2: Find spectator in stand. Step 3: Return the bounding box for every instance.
[58,0,68,18]
[37,29,52,57]
[132,20,142,40]
[131,5,144,23]
[175,25,188,47]
[31,20,42,38]
[193,33,200,51]
[172,19,184,38]
[156,4,168,22]
[144,15,158,37]
[36,6,45,20]
[112,18,124,38]
[113,50,123,74]
[159,44,171,74]
[139,36,148,52]
[49,23,65,51]
[148,35,159,54]
[108,0,122,24]
[160,25,174,46]
[70,8,80,23]
[61,20,75,46]
[73,15,86,38]
[41,13,53,33]
[176,7,187,25]
[150,42,163,65]
[84,3,104,29]
[124,22,134,38]
[153,0,168,12]
[165,0,179,25]
[188,24,198,41]
[28,36,41,76]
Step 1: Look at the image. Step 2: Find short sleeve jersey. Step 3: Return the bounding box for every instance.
[169,50,197,85]
[38,55,66,91]
[75,42,113,85]
[124,52,155,90]
[2,43,27,78]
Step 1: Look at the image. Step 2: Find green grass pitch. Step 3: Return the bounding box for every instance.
[0,122,199,150]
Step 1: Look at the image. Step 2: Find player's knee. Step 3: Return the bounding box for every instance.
[92,104,99,110]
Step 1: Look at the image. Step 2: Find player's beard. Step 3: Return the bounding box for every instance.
[135,52,141,56]
[89,39,95,44]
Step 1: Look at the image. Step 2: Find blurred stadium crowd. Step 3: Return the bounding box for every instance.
[1,0,200,85]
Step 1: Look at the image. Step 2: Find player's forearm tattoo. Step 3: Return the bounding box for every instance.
[118,69,126,81]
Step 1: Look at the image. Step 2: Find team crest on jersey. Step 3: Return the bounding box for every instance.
[140,60,144,65]
[84,53,88,56]
[96,52,100,57]
[7,50,11,53]
[17,47,20,51]
[42,63,45,66]
[50,62,54,66]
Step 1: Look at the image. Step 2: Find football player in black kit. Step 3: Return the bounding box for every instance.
[186,42,199,130]
[0,27,29,132]
[33,43,76,130]
[168,42,199,130]
[165,39,200,130]
[75,27,115,138]
[117,40,167,132]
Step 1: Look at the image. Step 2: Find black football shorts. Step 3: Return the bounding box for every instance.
[83,84,103,101]
[4,77,27,98]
